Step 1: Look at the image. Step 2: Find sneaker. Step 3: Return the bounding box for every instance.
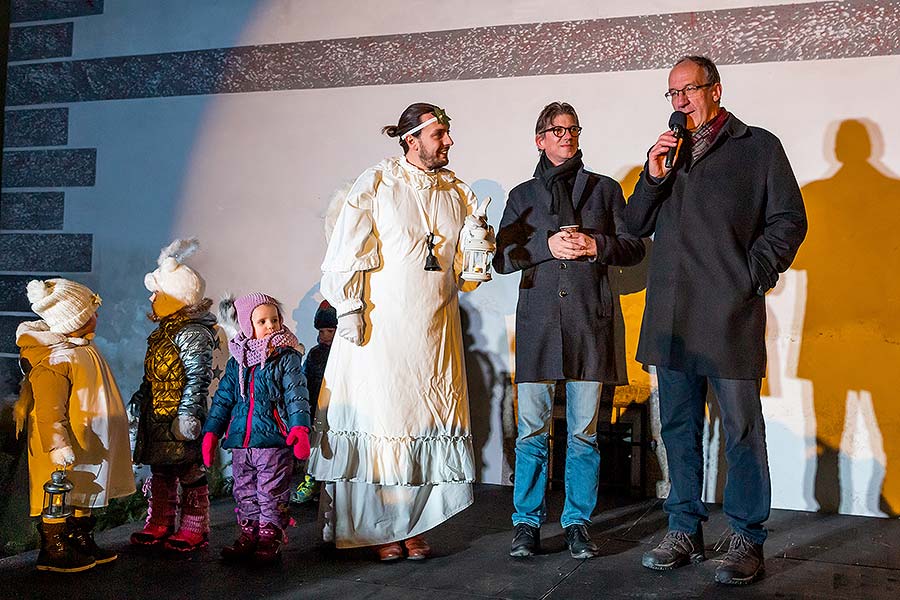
[564,524,599,559]
[509,523,540,558]
[641,529,706,570]
[290,475,318,504]
[714,533,764,585]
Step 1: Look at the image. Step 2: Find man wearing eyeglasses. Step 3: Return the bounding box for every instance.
[494,102,645,559]
[625,56,807,585]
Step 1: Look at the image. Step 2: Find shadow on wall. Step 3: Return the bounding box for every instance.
[613,166,666,495]
[459,303,505,482]
[794,119,900,517]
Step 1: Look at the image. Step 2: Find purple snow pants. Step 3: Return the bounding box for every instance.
[231,447,293,527]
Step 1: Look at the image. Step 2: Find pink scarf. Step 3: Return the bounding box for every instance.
[228,327,299,396]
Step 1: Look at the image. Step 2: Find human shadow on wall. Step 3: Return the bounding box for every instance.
[615,166,666,496]
[459,303,501,481]
[794,119,900,516]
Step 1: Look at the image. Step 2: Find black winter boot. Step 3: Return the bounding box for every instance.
[36,520,96,573]
[68,515,118,564]
[254,523,284,564]
[221,520,259,562]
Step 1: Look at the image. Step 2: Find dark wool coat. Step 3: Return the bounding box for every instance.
[303,343,330,414]
[203,347,311,449]
[624,114,807,379]
[493,168,646,383]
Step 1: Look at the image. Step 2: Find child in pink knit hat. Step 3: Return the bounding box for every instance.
[202,292,311,564]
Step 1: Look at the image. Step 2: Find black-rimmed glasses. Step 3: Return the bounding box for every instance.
[664,83,713,100]
[538,125,583,138]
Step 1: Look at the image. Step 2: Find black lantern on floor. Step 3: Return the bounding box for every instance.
[42,469,74,520]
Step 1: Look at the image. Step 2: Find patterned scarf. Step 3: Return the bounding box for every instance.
[690,108,730,162]
[228,327,299,396]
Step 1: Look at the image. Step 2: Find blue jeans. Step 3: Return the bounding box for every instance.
[656,367,770,545]
[512,380,602,528]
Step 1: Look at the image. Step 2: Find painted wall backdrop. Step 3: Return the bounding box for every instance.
[1,0,899,549]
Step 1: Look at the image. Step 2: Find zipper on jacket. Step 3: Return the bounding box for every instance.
[243,366,256,448]
[273,407,287,437]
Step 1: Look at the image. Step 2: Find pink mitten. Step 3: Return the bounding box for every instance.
[286,426,310,460]
[201,432,218,467]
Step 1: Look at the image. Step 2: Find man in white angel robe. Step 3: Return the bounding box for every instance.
[308,103,485,560]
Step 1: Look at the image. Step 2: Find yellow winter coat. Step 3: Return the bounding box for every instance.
[16,320,136,516]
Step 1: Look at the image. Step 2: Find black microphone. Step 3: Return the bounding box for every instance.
[665,111,687,169]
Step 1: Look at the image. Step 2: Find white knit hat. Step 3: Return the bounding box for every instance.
[26,278,102,334]
[144,238,206,307]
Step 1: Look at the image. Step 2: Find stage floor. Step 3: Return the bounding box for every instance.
[1,484,898,599]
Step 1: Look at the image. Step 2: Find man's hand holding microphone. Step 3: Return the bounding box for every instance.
[648,111,687,179]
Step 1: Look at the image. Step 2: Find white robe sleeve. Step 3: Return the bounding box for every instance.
[453,181,481,293]
[321,168,382,315]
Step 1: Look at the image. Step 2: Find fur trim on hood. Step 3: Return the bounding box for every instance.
[217,294,239,341]
[147,297,214,323]
[16,320,91,368]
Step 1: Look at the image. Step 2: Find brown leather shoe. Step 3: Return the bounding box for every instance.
[375,542,403,562]
[403,535,431,560]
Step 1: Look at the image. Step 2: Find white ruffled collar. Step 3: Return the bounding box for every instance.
[389,156,456,190]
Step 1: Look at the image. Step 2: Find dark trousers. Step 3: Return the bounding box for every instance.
[657,366,770,544]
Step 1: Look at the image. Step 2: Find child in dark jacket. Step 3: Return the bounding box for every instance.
[291,300,337,504]
[201,292,310,564]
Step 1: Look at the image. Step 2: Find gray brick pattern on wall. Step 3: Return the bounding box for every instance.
[5,0,899,106]
[0,275,58,312]
[2,149,97,187]
[0,233,93,272]
[0,192,65,230]
[8,23,73,62]
[4,108,69,148]
[11,0,104,23]
[1,3,102,400]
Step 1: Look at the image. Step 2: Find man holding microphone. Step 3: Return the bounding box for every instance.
[624,56,807,585]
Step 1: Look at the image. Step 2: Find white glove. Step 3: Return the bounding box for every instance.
[462,214,495,246]
[171,414,201,441]
[337,312,365,346]
[50,446,75,467]
[464,213,487,231]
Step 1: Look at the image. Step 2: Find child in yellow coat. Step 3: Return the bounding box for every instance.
[16,279,135,572]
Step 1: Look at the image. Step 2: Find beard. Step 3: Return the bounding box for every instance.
[418,145,450,170]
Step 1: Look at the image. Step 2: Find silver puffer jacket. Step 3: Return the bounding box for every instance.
[132,301,216,466]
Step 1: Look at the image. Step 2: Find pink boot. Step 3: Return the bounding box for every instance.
[165,484,210,552]
[131,474,177,546]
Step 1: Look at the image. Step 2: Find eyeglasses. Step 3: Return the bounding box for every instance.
[664,83,713,100]
[538,125,583,138]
